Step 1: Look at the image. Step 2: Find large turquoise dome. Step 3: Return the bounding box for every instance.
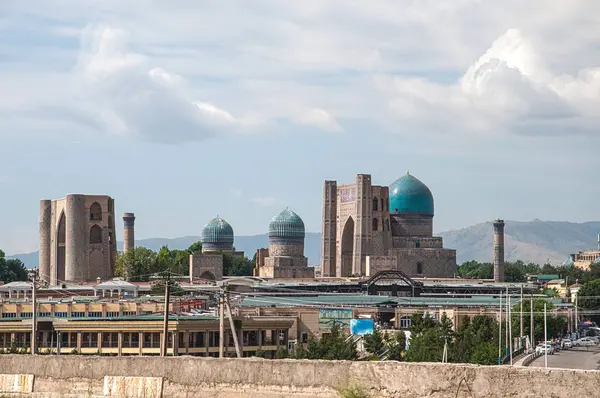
[389,172,434,215]
[269,208,305,242]
[201,217,234,251]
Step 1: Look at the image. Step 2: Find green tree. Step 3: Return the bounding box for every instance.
[363,328,385,355]
[114,247,158,281]
[223,253,253,276]
[469,341,498,365]
[187,241,203,254]
[385,332,407,361]
[578,279,600,324]
[511,298,567,343]
[294,324,357,360]
[0,250,28,283]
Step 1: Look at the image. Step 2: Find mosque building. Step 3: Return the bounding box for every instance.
[189,217,244,281]
[254,208,314,278]
[321,172,457,278]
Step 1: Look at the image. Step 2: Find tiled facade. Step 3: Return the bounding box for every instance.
[321,173,456,278]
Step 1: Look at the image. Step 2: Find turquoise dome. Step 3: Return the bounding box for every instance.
[269,208,305,242]
[389,172,434,215]
[201,217,234,250]
[594,257,600,265]
[562,256,574,267]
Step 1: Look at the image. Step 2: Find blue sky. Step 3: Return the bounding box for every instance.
[1,1,600,254]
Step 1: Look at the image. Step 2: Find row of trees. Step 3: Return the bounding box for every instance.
[457,260,592,284]
[0,249,28,283]
[114,242,254,281]
[283,301,568,365]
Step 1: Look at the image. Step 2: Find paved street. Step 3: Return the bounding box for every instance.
[529,347,600,370]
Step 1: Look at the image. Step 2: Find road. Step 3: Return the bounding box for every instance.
[529,346,600,370]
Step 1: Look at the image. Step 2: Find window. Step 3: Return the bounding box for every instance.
[38,312,51,317]
[372,218,378,231]
[71,312,85,318]
[88,312,102,318]
[20,312,32,318]
[415,241,421,248]
[90,225,102,244]
[301,333,309,344]
[90,202,102,221]
[106,311,120,317]
[54,312,68,317]
[122,311,137,316]
[416,262,423,274]
[399,316,412,329]
[381,198,385,211]
[372,198,378,211]
[1,313,16,318]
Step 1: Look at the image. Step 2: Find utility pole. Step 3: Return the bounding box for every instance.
[575,294,579,337]
[161,271,172,357]
[224,294,242,358]
[520,285,524,338]
[219,293,225,358]
[544,302,548,369]
[498,290,502,365]
[505,287,509,359]
[29,269,38,355]
[530,294,534,351]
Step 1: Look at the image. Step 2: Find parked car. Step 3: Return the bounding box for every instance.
[575,338,595,347]
[561,339,572,349]
[536,343,555,355]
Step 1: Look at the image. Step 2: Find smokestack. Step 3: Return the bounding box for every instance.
[123,213,135,253]
[493,219,505,282]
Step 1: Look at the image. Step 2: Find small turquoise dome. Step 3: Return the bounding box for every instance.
[594,257,600,265]
[201,217,234,251]
[389,172,434,215]
[562,256,574,267]
[269,208,305,242]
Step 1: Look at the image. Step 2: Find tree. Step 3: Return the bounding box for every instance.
[363,328,385,355]
[187,241,202,254]
[385,332,407,361]
[578,279,600,324]
[114,247,158,281]
[0,250,28,283]
[511,298,567,343]
[222,253,253,276]
[294,324,357,360]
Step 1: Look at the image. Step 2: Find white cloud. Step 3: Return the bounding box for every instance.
[2,1,600,141]
[251,197,278,208]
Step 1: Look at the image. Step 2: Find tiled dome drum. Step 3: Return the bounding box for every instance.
[201,217,234,252]
[269,208,305,243]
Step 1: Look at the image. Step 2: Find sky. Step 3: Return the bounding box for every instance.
[1,0,600,255]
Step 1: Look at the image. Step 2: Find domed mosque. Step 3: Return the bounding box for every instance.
[189,216,245,281]
[321,172,456,278]
[254,208,314,278]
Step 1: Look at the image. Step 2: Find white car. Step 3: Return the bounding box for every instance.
[576,338,595,347]
[536,343,555,355]
[561,339,572,349]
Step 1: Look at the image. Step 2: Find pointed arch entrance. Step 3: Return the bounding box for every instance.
[340,216,354,276]
[56,211,66,283]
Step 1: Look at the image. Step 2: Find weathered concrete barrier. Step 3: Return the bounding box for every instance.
[0,355,599,397]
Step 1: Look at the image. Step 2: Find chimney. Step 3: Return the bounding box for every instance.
[123,212,135,253]
[493,219,505,282]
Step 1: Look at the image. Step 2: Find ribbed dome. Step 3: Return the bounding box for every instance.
[201,217,234,249]
[389,172,434,215]
[562,256,574,267]
[269,208,305,241]
[594,257,600,265]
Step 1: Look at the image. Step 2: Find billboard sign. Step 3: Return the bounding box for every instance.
[350,319,374,335]
[318,308,353,329]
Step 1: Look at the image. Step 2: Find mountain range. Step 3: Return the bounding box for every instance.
[8,220,600,268]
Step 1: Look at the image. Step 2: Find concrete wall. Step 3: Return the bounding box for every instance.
[1,355,600,398]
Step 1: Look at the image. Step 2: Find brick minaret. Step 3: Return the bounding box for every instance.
[123,213,135,253]
[493,219,505,282]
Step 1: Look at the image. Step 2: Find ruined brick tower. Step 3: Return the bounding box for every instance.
[493,219,505,282]
[123,212,135,253]
[39,195,116,284]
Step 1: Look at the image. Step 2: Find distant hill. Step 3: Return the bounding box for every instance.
[8,221,600,268]
[438,220,600,265]
[8,232,322,268]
